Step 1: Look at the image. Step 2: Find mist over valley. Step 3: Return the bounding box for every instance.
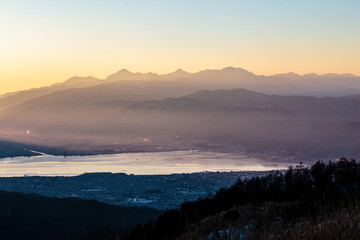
[1,67,360,163]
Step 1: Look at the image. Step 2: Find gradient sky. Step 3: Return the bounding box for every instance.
[1,0,359,95]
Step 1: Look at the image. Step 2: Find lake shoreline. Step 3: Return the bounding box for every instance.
[0,150,293,177]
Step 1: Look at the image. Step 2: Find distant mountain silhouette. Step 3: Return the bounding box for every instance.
[0,76,102,111]
[61,76,100,85]
[1,67,360,112]
[130,88,360,112]
[106,69,159,82]
[162,68,192,80]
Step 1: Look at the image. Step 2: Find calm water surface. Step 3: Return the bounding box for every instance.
[0,151,291,176]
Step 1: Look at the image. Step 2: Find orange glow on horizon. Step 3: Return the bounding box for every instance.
[1,1,359,95]
[1,60,359,96]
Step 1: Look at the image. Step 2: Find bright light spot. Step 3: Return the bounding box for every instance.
[26,130,30,134]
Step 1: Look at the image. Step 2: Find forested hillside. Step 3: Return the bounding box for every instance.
[90,158,360,240]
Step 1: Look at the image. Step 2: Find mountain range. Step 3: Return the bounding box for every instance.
[1,67,360,162]
[1,67,360,112]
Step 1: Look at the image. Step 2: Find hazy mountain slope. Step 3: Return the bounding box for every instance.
[0,76,101,111]
[267,72,360,96]
[127,90,360,160]
[165,67,360,96]
[1,67,360,112]
[131,88,360,113]
[3,67,360,114]
[1,88,360,161]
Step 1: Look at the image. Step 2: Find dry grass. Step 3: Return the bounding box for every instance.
[175,202,360,240]
[259,206,360,240]
[118,160,360,240]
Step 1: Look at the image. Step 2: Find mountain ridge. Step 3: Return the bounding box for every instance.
[1,67,360,112]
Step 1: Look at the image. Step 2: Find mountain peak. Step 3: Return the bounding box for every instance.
[118,69,131,74]
[106,69,160,82]
[62,76,99,85]
[272,72,301,79]
[221,67,249,72]
[162,68,190,79]
[303,73,319,78]
[174,68,187,74]
[222,66,238,71]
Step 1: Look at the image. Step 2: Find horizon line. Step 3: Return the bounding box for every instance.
[1,66,359,96]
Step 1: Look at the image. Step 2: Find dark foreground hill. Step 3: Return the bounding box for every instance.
[93,158,360,240]
[0,191,162,240]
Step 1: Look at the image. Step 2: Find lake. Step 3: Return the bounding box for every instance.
[0,150,292,176]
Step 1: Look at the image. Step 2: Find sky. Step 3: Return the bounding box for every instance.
[0,0,359,95]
